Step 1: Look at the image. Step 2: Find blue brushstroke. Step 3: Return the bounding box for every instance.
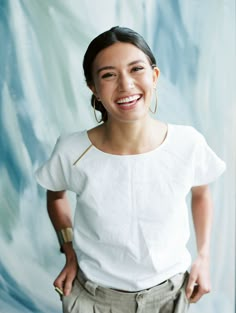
[0,261,58,313]
[0,1,233,313]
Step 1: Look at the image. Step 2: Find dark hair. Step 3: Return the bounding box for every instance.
[83,26,157,122]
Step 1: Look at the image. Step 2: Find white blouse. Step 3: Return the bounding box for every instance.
[35,124,226,291]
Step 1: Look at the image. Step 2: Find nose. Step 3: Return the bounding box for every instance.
[118,73,134,91]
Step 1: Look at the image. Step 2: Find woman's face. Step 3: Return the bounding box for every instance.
[90,42,159,123]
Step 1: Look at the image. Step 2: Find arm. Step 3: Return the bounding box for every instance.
[186,185,212,303]
[47,190,78,296]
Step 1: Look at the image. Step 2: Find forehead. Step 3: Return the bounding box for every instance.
[92,42,150,70]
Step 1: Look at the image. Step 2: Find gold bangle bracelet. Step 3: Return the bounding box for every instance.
[56,227,73,248]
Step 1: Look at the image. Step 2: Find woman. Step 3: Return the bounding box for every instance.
[35,26,226,313]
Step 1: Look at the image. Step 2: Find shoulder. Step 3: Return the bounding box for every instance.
[53,130,91,157]
[57,130,87,145]
[167,123,206,158]
[169,123,204,142]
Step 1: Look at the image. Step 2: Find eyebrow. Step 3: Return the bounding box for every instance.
[96,59,146,75]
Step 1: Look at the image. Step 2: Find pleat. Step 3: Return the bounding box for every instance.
[93,303,112,313]
[172,288,189,313]
[75,290,94,313]
[62,278,85,313]
[172,274,190,313]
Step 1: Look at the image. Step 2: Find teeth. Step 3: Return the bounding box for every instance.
[117,95,140,104]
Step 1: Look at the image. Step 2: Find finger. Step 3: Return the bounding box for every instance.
[63,274,75,296]
[190,284,211,303]
[185,275,196,299]
[189,285,204,303]
[54,272,66,291]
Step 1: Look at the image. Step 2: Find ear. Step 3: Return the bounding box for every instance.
[88,84,99,99]
[152,66,160,85]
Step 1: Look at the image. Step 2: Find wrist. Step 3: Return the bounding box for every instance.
[197,251,210,260]
[63,243,77,259]
[197,242,210,257]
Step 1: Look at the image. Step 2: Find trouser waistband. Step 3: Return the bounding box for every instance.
[77,269,188,302]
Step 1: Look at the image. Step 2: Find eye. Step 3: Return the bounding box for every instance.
[101,72,116,79]
[132,66,144,72]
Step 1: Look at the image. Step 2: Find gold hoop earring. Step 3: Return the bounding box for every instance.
[93,98,103,123]
[149,88,158,114]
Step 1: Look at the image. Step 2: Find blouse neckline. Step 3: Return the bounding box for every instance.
[84,123,171,158]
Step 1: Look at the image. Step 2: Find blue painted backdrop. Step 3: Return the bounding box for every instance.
[0,1,234,312]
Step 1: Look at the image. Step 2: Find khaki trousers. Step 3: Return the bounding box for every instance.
[62,270,190,313]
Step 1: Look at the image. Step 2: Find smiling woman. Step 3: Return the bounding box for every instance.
[89,42,159,123]
[83,26,159,124]
[35,26,226,313]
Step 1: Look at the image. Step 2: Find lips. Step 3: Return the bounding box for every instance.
[116,94,142,106]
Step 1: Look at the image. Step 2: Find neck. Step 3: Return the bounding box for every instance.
[101,116,158,154]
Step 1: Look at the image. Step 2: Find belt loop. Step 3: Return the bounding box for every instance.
[169,273,185,290]
[84,280,98,296]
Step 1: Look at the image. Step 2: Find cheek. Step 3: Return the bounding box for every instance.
[94,81,114,98]
[140,76,155,93]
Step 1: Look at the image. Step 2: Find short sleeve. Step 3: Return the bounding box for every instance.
[192,134,226,186]
[35,136,69,191]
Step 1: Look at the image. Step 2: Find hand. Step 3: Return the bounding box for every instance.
[54,248,78,296]
[186,255,211,303]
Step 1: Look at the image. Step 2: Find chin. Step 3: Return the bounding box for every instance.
[115,112,150,123]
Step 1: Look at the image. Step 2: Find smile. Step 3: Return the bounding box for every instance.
[116,94,142,106]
